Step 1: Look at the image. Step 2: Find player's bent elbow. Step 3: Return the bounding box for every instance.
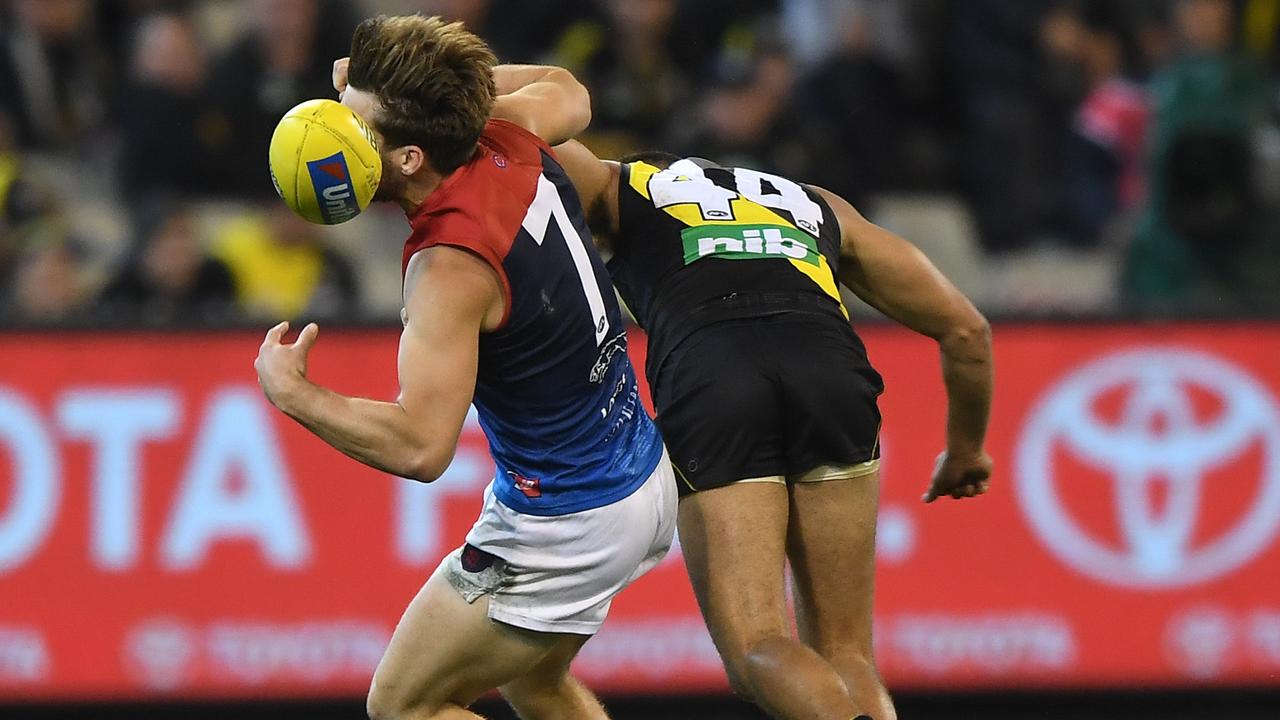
[552,68,592,137]
[403,448,449,484]
[940,312,991,363]
[572,87,593,134]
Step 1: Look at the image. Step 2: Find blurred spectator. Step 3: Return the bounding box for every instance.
[0,0,113,149]
[672,28,849,198]
[1242,0,1280,79]
[942,0,1066,253]
[0,113,26,287]
[782,0,858,69]
[781,0,915,70]
[0,112,59,294]
[1126,0,1272,312]
[206,0,357,199]
[676,42,791,160]
[0,123,16,287]
[401,0,584,62]
[794,3,908,205]
[212,204,359,320]
[671,0,778,70]
[5,224,90,322]
[117,9,237,198]
[549,0,692,156]
[96,0,182,69]
[1046,1,1151,247]
[100,201,238,325]
[1135,0,1178,76]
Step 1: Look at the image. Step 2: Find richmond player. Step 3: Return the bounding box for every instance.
[552,141,994,720]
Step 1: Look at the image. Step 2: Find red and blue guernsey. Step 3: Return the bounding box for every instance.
[402,119,664,516]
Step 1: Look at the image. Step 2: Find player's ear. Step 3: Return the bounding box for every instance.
[397,145,427,176]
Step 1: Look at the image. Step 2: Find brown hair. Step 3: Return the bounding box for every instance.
[348,15,496,174]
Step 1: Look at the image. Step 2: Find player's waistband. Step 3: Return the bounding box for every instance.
[645,290,849,379]
[688,289,843,314]
[650,289,845,339]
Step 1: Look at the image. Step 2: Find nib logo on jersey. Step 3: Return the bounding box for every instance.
[306,152,361,224]
[681,224,820,267]
[1016,349,1280,588]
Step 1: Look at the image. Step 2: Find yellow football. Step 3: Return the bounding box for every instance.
[268,99,382,225]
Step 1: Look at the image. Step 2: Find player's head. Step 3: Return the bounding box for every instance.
[343,14,496,201]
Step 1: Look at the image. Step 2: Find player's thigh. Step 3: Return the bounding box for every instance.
[369,566,567,714]
[677,481,792,664]
[786,471,881,656]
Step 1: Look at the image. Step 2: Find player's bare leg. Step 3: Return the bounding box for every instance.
[678,481,863,720]
[366,566,606,720]
[500,634,608,720]
[787,471,896,720]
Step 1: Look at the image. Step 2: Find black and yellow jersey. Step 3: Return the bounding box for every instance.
[610,157,851,381]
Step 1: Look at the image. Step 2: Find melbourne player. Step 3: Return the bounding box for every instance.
[254,16,674,720]
[550,140,994,720]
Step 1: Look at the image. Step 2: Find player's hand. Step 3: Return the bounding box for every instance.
[333,57,349,97]
[255,321,319,411]
[922,450,993,503]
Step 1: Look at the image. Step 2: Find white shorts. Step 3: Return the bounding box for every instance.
[442,452,677,635]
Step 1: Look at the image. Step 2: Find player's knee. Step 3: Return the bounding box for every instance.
[720,634,789,700]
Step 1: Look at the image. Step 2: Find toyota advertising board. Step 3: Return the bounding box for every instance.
[1,324,1278,700]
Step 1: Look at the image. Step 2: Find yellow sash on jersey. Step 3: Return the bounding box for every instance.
[628,161,848,318]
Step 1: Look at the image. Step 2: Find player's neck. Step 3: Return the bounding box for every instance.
[398,171,446,214]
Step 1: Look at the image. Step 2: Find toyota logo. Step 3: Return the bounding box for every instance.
[124,619,195,691]
[1016,348,1280,588]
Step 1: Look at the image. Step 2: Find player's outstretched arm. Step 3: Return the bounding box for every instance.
[254,246,494,483]
[809,186,994,503]
[490,64,592,146]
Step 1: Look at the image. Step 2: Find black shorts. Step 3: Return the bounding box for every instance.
[651,312,884,496]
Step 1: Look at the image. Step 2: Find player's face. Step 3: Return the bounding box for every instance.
[372,150,405,202]
[341,86,403,202]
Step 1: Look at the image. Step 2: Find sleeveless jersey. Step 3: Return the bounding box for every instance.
[402,120,663,516]
[611,158,851,384]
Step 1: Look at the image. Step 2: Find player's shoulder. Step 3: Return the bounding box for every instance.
[480,118,553,166]
[403,123,552,269]
[433,120,549,213]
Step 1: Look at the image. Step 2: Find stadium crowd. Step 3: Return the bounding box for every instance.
[1,0,1278,325]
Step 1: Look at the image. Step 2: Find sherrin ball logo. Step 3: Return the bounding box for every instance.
[269,99,382,225]
[307,152,359,223]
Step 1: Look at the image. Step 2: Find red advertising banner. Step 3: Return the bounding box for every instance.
[1,324,1279,701]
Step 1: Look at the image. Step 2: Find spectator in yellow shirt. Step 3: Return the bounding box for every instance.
[213,204,359,320]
